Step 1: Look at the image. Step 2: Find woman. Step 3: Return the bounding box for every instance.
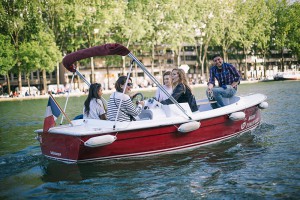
[83,83,107,120]
[161,68,198,112]
[155,71,173,102]
[107,76,145,122]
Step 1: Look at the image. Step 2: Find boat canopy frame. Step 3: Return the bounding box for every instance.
[62,43,192,121]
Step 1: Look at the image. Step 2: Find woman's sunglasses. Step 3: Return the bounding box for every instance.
[127,83,133,87]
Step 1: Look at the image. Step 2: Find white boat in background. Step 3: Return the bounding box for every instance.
[274,71,300,81]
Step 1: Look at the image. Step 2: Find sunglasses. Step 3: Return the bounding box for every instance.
[127,83,133,87]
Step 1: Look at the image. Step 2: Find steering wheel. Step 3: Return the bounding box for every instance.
[131,92,144,104]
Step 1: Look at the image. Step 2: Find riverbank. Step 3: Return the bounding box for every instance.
[0,80,261,102]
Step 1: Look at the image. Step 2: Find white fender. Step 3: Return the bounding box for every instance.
[229,112,245,121]
[258,101,268,109]
[84,135,117,147]
[178,121,201,133]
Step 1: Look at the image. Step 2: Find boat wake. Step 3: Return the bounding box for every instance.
[0,145,43,180]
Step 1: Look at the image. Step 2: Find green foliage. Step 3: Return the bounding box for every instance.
[18,41,41,74]
[0,34,16,75]
[18,30,62,74]
[0,0,299,78]
[287,2,300,58]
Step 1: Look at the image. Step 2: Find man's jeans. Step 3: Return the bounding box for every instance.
[206,85,237,109]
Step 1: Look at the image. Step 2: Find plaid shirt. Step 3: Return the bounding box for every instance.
[208,62,241,89]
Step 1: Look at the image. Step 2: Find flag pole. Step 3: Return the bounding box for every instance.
[48,92,73,126]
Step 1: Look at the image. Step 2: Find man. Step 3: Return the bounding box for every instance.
[207,54,241,109]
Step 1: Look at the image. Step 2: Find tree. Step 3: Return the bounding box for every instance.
[117,0,152,75]
[36,31,62,93]
[236,0,273,80]
[270,0,292,71]
[191,0,219,81]
[18,41,41,95]
[1,0,43,93]
[287,2,300,59]
[0,34,16,94]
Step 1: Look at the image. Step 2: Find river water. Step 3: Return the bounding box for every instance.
[0,81,299,199]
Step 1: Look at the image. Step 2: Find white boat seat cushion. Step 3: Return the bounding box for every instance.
[138,110,153,120]
[223,96,240,106]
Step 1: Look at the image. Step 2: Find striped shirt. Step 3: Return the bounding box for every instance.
[107,92,143,122]
[208,62,241,89]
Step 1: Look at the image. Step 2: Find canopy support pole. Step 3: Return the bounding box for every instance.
[75,70,108,106]
[60,73,75,125]
[113,60,134,130]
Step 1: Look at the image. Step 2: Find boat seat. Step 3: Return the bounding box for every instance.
[138,110,153,120]
[223,96,240,106]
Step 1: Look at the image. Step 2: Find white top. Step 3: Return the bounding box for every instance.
[155,85,173,102]
[83,98,106,119]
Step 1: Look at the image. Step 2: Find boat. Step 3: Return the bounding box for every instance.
[35,43,268,163]
[273,71,300,81]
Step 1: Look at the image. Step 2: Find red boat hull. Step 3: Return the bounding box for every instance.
[38,106,261,163]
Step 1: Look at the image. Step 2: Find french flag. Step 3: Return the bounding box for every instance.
[43,97,61,133]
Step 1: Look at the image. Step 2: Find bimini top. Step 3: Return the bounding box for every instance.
[62,43,130,72]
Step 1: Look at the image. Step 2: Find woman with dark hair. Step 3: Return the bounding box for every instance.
[107,76,144,122]
[83,83,107,120]
[161,68,198,112]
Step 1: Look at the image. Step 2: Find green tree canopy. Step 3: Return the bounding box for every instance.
[0,34,15,75]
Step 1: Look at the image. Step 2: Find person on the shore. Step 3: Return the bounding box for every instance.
[107,76,145,122]
[155,71,173,102]
[161,68,198,112]
[206,54,241,109]
[83,83,107,120]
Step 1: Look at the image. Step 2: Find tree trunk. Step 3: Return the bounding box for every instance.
[56,62,60,91]
[43,69,47,94]
[90,57,94,83]
[202,42,209,82]
[151,43,155,74]
[222,48,228,63]
[263,52,267,79]
[6,73,11,95]
[243,46,248,80]
[18,68,22,94]
[106,64,109,90]
[177,45,181,67]
[122,56,126,75]
[195,43,199,83]
[27,74,31,95]
[281,48,284,72]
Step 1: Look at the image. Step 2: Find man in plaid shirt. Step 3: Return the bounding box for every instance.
[206,54,241,109]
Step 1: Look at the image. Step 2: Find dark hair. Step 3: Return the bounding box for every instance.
[115,76,132,92]
[212,54,222,60]
[163,71,171,78]
[84,83,101,115]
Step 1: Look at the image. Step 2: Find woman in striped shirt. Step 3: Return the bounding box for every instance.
[107,76,145,122]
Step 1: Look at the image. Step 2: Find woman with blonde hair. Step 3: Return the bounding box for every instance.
[161,68,198,112]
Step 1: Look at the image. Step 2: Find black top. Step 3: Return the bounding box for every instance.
[161,83,198,112]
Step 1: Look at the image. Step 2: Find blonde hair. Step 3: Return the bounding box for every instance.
[172,68,191,91]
